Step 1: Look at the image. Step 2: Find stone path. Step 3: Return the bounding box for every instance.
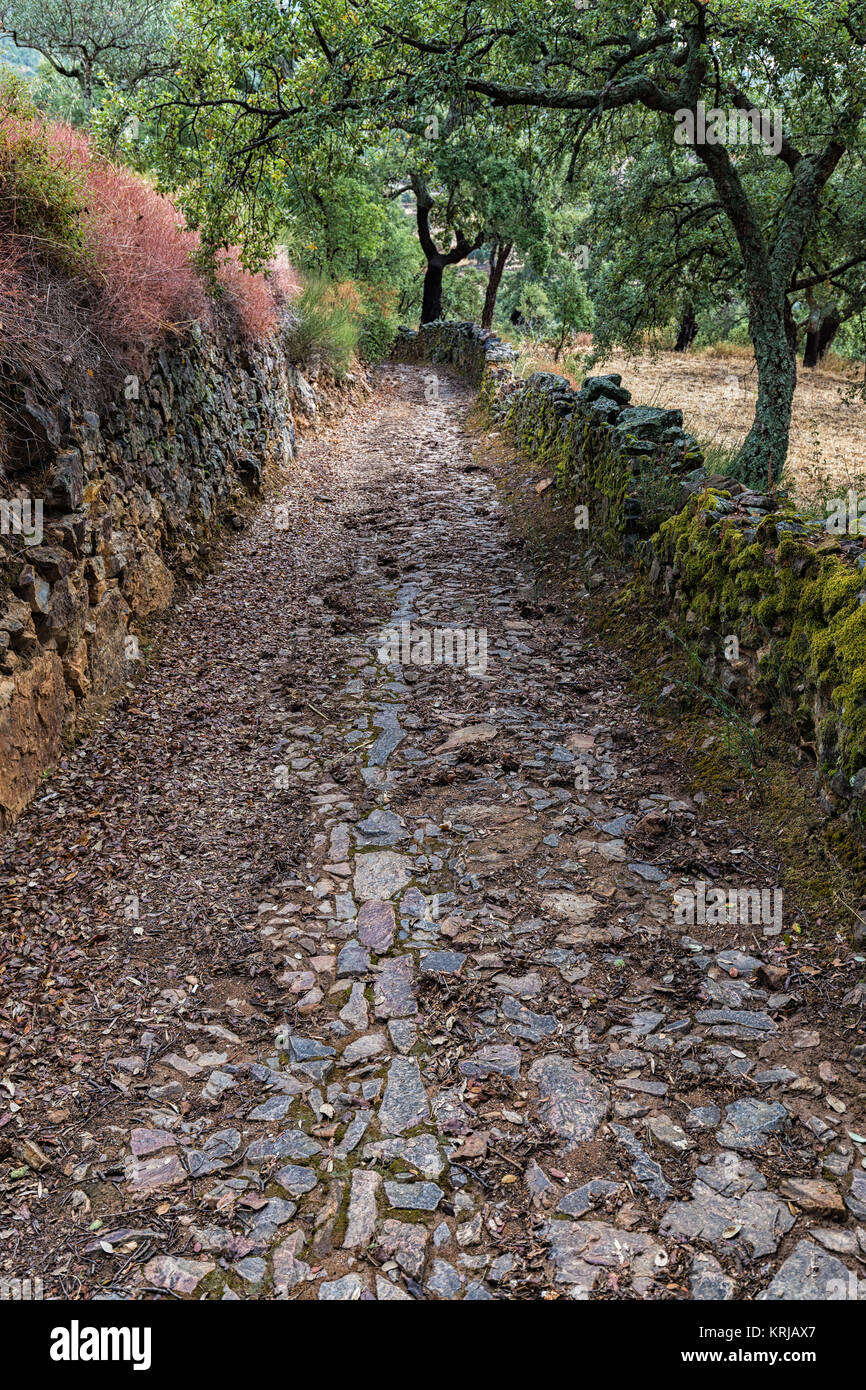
[1,365,865,1301]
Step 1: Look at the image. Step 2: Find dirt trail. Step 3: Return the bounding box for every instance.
[1,365,864,1301]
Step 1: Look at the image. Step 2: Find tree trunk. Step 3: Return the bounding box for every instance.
[481,239,512,329]
[804,310,840,367]
[737,300,797,487]
[674,303,698,352]
[420,257,445,325]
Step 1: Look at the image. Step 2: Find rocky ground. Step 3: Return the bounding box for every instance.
[1,365,865,1302]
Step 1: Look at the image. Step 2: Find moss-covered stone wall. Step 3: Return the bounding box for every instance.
[397,319,866,816]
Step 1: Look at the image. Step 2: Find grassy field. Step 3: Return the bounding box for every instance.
[510,340,866,503]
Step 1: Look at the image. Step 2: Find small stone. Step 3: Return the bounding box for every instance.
[530,1055,609,1147]
[357,900,396,953]
[421,950,466,975]
[143,1255,214,1295]
[344,1169,381,1249]
[716,1099,789,1150]
[378,1057,430,1134]
[428,1259,463,1296]
[779,1178,845,1215]
[340,982,369,1031]
[337,940,370,976]
[319,1273,364,1300]
[340,1032,387,1066]
[384,1180,444,1211]
[690,1252,736,1301]
[459,1044,521,1080]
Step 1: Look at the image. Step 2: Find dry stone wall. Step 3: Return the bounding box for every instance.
[0,322,360,825]
[397,320,866,821]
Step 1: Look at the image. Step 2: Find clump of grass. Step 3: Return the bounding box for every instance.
[284,277,359,377]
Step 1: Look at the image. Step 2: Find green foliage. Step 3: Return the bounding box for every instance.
[0,75,87,264]
[357,283,399,362]
[283,278,359,377]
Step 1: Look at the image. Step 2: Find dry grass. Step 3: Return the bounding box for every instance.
[510,340,866,502]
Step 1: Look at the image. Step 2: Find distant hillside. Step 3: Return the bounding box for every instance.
[0,34,41,77]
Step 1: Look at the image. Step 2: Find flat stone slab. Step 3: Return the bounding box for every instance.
[340,1032,388,1066]
[357,900,396,953]
[245,1130,322,1164]
[271,1230,311,1293]
[365,1133,444,1180]
[355,809,406,846]
[343,1169,380,1249]
[557,1179,624,1217]
[421,950,466,975]
[337,940,370,976]
[378,1056,430,1134]
[384,1180,444,1211]
[378,1219,429,1277]
[661,1177,794,1258]
[544,1219,665,1296]
[690,1252,736,1301]
[459,1044,521,1080]
[274,1165,318,1196]
[319,1273,364,1300]
[611,1123,671,1200]
[354,851,412,901]
[529,1055,609,1147]
[374,955,417,1019]
[716,1098,790,1150]
[541,892,597,923]
[758,1240,860,1300]
[143,1255,214,1295]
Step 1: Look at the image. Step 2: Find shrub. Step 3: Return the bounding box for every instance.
[358,282,399,362]
[284,277,359,376]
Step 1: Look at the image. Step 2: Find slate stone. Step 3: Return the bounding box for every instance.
[428,1259,463,1295]
[384,1180,444,1211]
[690,1252,736,1300]
[340,982,369,1030]
[378,1056,430,1134]
[355,809,406,845]
[529,1055,609,1146]
[543,1220,665,1296]
[378,1218,429,1277]
[343,1169,380,1249]
[374,955,417,1019]
[337,940,371,976]
[685,1105,721,1131]
[357,900,396,953]
[340,1032,387,1066]
[274,1165,318,1197]
[319,1273,364,1300]
[421,950,466,975]
[758,1240,860,1300]
[557,1179,624,1217]
[501,995,557,1042]
[611,1124,671,1200]
[272,1230,311,1292]
[459,1044,521,1080]
[661,1176,794,1258]
[245,1130,322,1163]
[716,1099,790,1150]
[354,851,412,901]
